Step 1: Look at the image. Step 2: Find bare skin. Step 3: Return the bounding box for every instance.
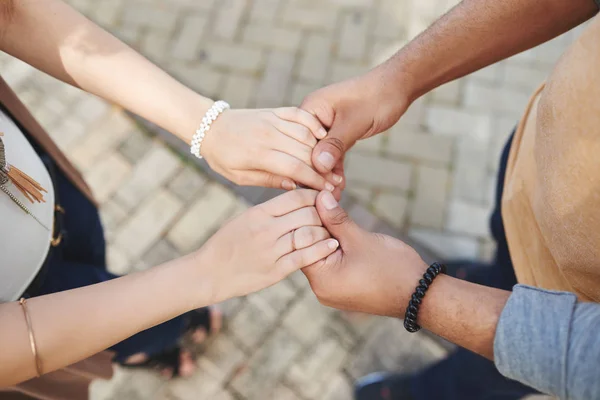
[0,190,339,387]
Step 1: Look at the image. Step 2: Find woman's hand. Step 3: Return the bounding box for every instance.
[201,107,341,191]
[193,189,339,304]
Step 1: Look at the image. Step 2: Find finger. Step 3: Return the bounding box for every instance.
[275,226,330,256]
[269,129,314,167]
[239,170,297,191]
[260,189,319,217]
[273,206,322,236]
[273,107,328,140]
[272,119,317,148]
[277,238,340,276]
[315,190,362,244]
[259,151,334,192]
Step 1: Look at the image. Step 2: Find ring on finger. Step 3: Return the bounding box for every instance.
[291,229,297,251]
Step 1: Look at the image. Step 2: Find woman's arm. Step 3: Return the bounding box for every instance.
[0,189,338,387]
[0,0,339,191]
[0,0,208,144]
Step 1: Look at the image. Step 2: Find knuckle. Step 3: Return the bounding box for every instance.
[324,137,345,154]
[329,209,350,227]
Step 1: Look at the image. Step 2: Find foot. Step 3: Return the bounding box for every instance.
[189,306,223,344]
[123,348,197,378]
[355,372,415,400]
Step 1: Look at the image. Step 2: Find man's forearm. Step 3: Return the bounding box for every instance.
[416,275,511,359]
[383,0,598,101]
[0,0,211,143]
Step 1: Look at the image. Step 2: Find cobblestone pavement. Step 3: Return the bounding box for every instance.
[0,0,582,398]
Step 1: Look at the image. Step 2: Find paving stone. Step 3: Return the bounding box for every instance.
[426,104,492,138]
[373,192,409,228]
[247,279,298,314]
[281,4,338,30]
[298,33,333,84]
[222,74,257,108]
[288,81,320,106]
[230,328,303,399]
[348,203,378,231]
[338,10,370,61]
[322,373,354,400]
[167,63,224,97]
[243,25,302,52]
[203,43,263,73]
[99,197,129,237]
[346,185,372,204]
[502,62,545,93]
[346,153,412,190]
[329,62,368,83]
[106,245,131,275]
[113,190,183,259]
[227,296,278,351]
[114,144,182,210]
[70,110,134,170]
[285,336,349,398]
[122,2,178,31]
[255,51,295,107]
[286,270,311,292]
[479,237,497,263]
[196,333,246,381]
[464,80,531,116]
[140,239,180,269]
[51,118,87,150]
[162,367,229,399]
[452,133,490,204]
[374,0,407,39]
[445,200,492,237]
[430,80,462,104]
[118,129,154,164]
[91,0,123,27]
[282,291,332,345]
[249,0,284,23]
[167,165,208,203]
[354,133,384,154]
[213,0,247,40]
[387,129,454,164]
[171,15,208,61]
[84,153,132,203]
[408,227,480,260]
[167,184,237,252]
[411,165,450,229]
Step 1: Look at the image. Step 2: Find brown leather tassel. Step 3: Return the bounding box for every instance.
[5,165,47,203]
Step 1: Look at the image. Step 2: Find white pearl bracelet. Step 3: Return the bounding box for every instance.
[190,100,230,159]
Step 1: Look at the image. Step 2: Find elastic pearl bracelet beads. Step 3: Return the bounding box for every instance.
[190,100,230,159]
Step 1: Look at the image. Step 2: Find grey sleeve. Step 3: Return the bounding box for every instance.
[494,285,600,400]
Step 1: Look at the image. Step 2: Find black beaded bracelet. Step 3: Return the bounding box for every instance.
[403,262,446,333]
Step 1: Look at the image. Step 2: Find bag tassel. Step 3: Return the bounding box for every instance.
[4,164,47,203]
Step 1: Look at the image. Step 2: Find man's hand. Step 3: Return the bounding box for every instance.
[302,190,428,317]
[300,67,413,186]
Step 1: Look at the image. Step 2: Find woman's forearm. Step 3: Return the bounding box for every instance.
[0,252,213,387]
[0,0,211,143]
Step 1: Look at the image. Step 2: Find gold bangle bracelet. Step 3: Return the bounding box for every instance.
[19,298,43,377]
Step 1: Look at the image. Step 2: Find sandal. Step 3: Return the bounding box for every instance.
[119,346,195,378]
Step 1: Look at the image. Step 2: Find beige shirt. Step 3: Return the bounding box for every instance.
[503,15,600,302]
[0,108,54,302]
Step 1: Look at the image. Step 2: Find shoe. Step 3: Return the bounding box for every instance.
[355,372,415,400]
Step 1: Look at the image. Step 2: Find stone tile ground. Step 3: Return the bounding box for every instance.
[0,0,579,398]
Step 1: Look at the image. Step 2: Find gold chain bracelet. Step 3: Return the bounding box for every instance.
[19,298,43,377]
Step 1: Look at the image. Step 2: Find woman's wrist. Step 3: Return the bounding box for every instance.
[171,91,214,145]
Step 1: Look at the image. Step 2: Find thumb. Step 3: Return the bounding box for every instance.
[316,190,361,244]
[312,119,356,174]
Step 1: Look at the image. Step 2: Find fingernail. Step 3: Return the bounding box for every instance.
[317,152,335,170]
[328,239,340,249]
[282,180,296,190]
[332,174,343,184]
[325,182,335,192]
[318,127,328,139]
[321,190,338,210]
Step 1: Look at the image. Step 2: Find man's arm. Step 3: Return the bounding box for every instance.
[302,0,599,175]
[494,285,600,400]
[303,191,600,399]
